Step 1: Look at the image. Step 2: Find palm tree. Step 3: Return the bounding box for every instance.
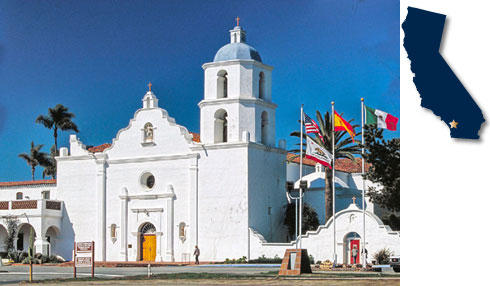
[290,110,361,222]
[18,141,49,181]
[35,104,79,151]
[41,145,58,179]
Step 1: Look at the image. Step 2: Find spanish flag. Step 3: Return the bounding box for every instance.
[334,111,356,142]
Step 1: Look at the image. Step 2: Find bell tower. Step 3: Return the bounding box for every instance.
[199,23,277,146]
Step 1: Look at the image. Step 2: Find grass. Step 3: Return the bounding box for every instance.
[21,271,399,284]
[22,272,273,284]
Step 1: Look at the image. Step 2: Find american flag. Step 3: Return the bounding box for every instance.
[304,113,321,134]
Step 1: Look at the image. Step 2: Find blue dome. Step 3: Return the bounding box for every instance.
[213,42,262,63]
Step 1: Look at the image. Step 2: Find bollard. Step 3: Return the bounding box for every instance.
[147,263,151,278]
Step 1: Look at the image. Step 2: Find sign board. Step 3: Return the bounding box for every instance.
[76,242,93,253]
[74,241,95,278]
[75,256,92,267]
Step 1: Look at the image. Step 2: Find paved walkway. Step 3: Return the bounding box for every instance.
[0,265,400,285]
[0,265,278,284]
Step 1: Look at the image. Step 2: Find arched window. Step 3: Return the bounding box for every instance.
[16,192,23,200]
[140,222,156,234]
[259,72,265,99]
[217,70,228,99]
[214,109,228,143]
[261,111,268,145]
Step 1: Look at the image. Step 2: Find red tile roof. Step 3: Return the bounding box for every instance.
[287,153,369,173]
[190,132,201,143]
[0,179,56,188]
[88,143,112,153]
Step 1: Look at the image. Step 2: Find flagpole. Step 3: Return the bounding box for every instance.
[361,98,366,268]
[299,104,304,249]
[331,101,336,266]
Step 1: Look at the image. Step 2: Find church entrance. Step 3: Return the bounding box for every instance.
[350,239,360,264]
[139,223,157,261]
[343,232,361,265]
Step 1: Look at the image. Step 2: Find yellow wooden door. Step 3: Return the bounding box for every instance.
[142,235,156,261]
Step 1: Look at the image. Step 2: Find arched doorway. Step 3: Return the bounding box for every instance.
[139,223,157,261]
[343,232,361,265]
[17,224,36,253]
[0,225,8,253]
[45,226,60,256]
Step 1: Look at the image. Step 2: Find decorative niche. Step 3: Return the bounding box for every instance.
[141,122,156,146]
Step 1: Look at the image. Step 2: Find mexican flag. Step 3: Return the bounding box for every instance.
[365,106,398,131]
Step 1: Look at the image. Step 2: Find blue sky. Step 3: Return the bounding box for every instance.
[0,0,399,181]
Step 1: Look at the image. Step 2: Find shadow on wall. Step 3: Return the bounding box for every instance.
[57,206,75,261]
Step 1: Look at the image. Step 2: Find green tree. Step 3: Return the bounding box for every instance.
[284,203,320,237]
[362,125,400,228]
[35,104,79,151]
[18,141,49,181]
[290,111,361,222]
[4,215,19,254]
[41,145,58,179]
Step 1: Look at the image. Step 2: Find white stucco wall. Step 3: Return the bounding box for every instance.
[0,184,56,201]
[250,203,400,264]
[247,144,288,243]
[56,150,97,259]
[195,144,249,261]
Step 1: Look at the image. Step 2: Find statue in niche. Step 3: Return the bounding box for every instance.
[110,223,117,243]
[144,123,154,142]
[179,222,186,242]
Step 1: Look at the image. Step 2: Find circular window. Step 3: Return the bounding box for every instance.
[140,172,155,190]
[146,175,155,189]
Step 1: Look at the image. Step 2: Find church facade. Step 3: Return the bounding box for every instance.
[0,24,399,264]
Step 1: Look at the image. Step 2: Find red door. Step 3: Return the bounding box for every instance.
[350,239,360,264]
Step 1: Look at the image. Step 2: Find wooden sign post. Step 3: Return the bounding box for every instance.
[73,241,95,279]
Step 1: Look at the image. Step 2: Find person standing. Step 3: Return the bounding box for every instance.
[352,245,358,264]
[193,245,200,265]
[362,248,368,265]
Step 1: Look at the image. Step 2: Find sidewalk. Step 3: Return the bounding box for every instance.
[11,261,218,268]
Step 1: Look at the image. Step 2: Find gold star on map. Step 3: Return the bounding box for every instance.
[449,120,458,129]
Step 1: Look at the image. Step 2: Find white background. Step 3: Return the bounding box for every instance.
[401,0,490,284]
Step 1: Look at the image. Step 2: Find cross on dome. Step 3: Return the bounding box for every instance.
[148,82,152,92]
[235,16,240,26]
[352,196,356,204]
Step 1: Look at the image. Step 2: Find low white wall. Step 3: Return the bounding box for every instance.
[250,203,400,264]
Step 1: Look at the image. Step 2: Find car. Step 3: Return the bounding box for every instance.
[389,255,400,272]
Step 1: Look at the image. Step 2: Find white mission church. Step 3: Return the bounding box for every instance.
[0,24,399,264]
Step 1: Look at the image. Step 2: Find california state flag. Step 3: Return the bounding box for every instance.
[365,106,398,131]
[305,137,333,169]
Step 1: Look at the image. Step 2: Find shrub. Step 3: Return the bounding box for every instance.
[48,255,62,263]
[8,251,63,264]
[223,255,286,264]
[373,248,393,265]
[309,254,315,264]
[248,255,282,264]
[8,251,27,263]
[223,256,248,264]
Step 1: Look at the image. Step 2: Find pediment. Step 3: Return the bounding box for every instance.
[104,107,196,158]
